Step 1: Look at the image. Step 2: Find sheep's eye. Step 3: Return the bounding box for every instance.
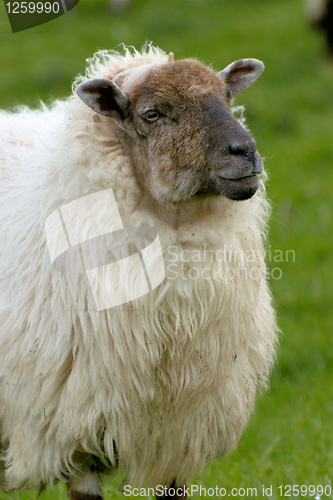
[143,110,160,122]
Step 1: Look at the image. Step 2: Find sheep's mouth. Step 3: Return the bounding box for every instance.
[217,172,258,181]
[194,172,260,201]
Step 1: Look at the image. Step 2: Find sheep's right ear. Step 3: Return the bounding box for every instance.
[76,78,131,120]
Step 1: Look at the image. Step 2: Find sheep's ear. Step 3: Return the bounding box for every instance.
[76,78,131,120]
[218,59,264,97]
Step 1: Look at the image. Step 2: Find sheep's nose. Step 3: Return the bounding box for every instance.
[229,139,263,175]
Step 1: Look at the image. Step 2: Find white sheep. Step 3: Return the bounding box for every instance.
[0,45,277,500]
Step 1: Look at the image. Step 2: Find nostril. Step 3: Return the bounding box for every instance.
[229,143,248,156]
[229,142,256,160]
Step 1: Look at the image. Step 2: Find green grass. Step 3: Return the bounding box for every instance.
[0,0,332,498]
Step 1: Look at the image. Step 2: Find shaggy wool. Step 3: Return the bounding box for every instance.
[0,46,277,491]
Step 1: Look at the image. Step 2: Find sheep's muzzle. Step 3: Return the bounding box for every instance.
[194,97,263,201]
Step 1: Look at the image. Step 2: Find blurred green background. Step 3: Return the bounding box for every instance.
[0,0,332,499]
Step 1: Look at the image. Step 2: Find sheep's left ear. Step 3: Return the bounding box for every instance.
[76,78,131,120]
[218,59,264,97]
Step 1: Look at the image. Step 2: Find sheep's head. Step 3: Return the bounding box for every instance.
[76,55,265,204]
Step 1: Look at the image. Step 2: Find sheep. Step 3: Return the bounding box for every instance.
[306,0,333,58]
[0,45,277,500]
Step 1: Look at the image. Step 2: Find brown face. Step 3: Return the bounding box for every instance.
[76,57,265,205]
